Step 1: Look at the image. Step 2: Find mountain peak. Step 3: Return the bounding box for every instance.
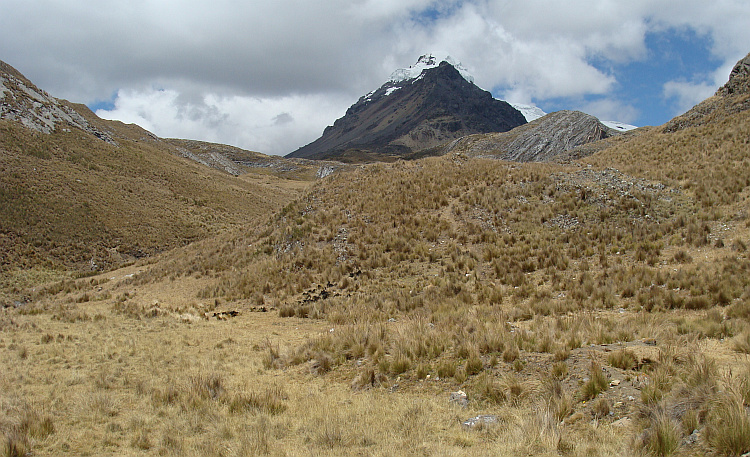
[287,56,525,161]
[389,54,475,84]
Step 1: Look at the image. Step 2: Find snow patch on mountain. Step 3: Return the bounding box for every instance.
[389,54,475,84]
[508,102,547,122]
[507,101,638,132]
[601,120,638,132]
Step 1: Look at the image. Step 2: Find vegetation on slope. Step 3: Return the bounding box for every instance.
[0,119,306,303]
[101,120,750,454]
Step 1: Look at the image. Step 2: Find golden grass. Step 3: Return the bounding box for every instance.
[0,118,310,302]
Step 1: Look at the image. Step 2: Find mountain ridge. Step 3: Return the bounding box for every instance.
[441,110,624,162]
[286,59,527,161]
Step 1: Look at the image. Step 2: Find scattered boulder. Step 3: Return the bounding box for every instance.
[462,415,498,430]
[449,390,468,408]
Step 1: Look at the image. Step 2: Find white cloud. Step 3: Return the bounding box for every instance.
[663,81,718,115]
[577,98,640,124]
[662,60,736,116]
[2,0,750,152]
[97,89,351,156]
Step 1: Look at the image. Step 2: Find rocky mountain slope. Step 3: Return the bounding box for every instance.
[166,138,345,180]
[440,110,627,162]
[0,60,114,143]
[286,55,527,162]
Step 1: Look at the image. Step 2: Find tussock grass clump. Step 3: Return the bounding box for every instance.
[310,352,334,375]
[641,363,678,406]
[502,344,519,363]
[188,372,224,400]
[471,372,506,405]
[732,330,750,354]
[0,404,56,456]
[542,376,573,422]
[19,408,55,440]
[465,354,483,376]
[580,362,608,400]
[351,367,388,390]
[640,408,682,457]
[671,249,693,264]
[727,299,750,320]
[704,392,750,456]
[552,361,569,379]
[262,339,285,370]
[227,386,287,415]
[591,397,611,419]
[499,373,531,406]
[436,360,457,379]
[389,353,412,375]
[608,348,638,370]
[151,384,180,406]
[2,430,30,457]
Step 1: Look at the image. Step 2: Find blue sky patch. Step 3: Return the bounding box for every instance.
[88,93,117,112]
[520,27,723,127]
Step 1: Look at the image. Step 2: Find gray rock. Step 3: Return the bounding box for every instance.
[0,61,115,143]
[442,110,619,162]
[462,415,498,430]
[683,429,699,445]
[449,390,468,407]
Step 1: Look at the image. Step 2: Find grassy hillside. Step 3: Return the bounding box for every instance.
[0,116,309,304]
[6,110,748,454]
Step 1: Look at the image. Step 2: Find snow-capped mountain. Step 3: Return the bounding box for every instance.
[601,120,638,132]
[389,54,475,84]
[287,57,526,161]
[287,54,640,162]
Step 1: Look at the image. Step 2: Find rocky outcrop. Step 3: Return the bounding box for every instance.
[165,138,345,178]
[0,60,115,144]
[442,110,620,162]
[717,52,750,96]
[286,59,526,161]
[663,51,750,133]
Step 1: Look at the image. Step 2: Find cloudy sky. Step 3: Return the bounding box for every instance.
[2,1,749,156]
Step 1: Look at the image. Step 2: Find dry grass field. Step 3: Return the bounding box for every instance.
[4,133,750,455]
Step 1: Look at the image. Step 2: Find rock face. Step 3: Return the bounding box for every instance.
[442,110,620,162]
[717,52,750,96]
[0,60,115,143]
[663,51,750,133]
[286,58,526,162]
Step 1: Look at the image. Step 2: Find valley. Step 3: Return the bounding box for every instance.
[2,53,750,456]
